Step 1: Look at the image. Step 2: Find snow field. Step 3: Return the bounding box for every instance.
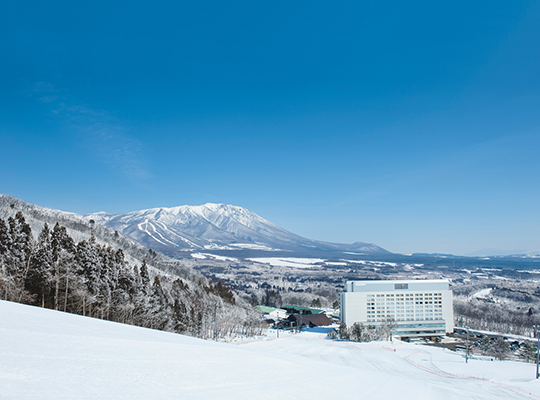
[247,257,325,268]
[2,300,540,399]
[191,252,239,261]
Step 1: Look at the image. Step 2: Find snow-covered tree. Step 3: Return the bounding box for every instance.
[0,213,261,341]
[519,340,537,363]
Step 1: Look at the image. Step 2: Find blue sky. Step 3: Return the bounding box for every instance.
[1,1,539,255]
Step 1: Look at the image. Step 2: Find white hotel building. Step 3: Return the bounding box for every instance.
[340,279,453,338]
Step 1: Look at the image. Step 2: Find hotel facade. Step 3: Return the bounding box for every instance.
[340,279,453,338]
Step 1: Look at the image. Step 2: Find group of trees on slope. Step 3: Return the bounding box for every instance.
[0,212,262,339]
[328,318,396,342]
[454,296,540,337]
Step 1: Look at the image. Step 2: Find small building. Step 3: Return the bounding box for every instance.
[281,305,324,315]
[279,313,332,330]
[262,318,276,327]
[340,279,453,338]
[254,305,287,319]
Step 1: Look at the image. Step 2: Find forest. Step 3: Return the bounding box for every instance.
[0,212,262,340]
[452,282,540,338]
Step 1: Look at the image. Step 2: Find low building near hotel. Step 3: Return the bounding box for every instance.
[340,279,453,338]
[254,305,287,319]
[281,305,324,315]
[277,313,333,330]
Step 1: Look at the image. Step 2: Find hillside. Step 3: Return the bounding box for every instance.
[2,299,538,399]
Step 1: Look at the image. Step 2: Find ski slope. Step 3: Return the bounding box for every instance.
[2,300,540,399]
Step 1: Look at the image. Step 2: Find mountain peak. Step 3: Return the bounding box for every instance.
[86,203,389,257]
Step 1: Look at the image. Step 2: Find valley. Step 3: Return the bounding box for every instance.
[2,193,540,340]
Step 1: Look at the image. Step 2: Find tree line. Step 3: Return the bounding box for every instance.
[0,212,262,339]
[328,318,396,342]
[454,296,540,337]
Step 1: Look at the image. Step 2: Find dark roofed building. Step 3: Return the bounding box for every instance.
[281,305,324,315]
[280,313,332,329]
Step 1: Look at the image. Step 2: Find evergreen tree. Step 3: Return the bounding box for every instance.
[7,213,33,275]
[0,218,9,255]
[338,322,349,340]
[75,238,101,316]
[5,212,34,302]
[139,260,150,294]
[132,265,142,291]
[173,298,189,333]
[519,340,537,363]
[50,223,77,310]
[26,223,53,307]
[350,322,364,342]
[0,218,11,300]
[491,337,509,360]
[76,238,100,295]
[116,253,136,299]
[149,276,170,330]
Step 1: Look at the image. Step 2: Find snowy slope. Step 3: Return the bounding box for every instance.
[84,203,388,257]
[2,300,539,400]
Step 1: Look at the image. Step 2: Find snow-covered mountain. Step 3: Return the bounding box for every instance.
[84,203,389,257]
[464,248,540,258]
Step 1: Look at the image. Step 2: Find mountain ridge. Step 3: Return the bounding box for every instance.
[83,202,389,258]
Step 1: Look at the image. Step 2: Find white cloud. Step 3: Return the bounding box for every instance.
[81,125,151,181]
[31,81,152,182]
